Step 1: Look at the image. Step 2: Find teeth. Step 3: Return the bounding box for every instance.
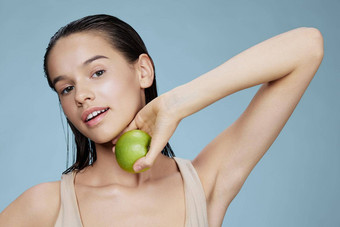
[86,108,108,122]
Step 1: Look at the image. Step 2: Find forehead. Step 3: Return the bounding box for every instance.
[47,32,118,77]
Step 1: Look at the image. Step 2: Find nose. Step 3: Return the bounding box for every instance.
[74,83,95,106]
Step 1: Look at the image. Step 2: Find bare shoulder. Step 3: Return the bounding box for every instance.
[0,181,61,227]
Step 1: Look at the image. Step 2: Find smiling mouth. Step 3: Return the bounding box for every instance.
[85,108,109,122]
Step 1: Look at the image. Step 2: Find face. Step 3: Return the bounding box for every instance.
[47,32,151,144]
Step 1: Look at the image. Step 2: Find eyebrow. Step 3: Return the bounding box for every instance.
[52,55,109,87]
[52,75,66,88]
[83,55,108,65]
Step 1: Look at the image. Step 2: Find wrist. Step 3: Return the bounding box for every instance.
[161,86,187,122]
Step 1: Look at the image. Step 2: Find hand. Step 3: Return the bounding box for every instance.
[115,93,181,172]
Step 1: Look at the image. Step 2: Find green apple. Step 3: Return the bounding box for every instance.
[115,129,151,173]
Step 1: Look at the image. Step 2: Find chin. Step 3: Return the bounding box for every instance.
[81,120,130,145]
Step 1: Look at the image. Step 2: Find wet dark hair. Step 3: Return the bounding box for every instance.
[43,14,174,174]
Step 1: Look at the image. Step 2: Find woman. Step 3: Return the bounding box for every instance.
[0,14,323,226]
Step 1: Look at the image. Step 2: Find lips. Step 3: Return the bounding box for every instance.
[82,107,109,123]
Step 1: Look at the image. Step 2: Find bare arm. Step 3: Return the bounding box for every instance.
[126,28,323,221]
[131,27,323,203]
[189,27,323,205]
[0,182,60,227]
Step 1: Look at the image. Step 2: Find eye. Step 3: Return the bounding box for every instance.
[92,70,105,78]
[60,86,74,95]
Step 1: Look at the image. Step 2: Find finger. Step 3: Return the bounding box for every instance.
[133,123,176,172]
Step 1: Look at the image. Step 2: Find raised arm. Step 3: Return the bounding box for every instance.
[169,27,323,219]
[131,27,323,209]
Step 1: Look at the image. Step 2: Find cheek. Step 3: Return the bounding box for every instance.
[60,99,75,121]
[99,79,122,98]
[100,75,143,108]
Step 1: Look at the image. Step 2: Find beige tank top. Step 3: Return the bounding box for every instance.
[55,157,208,227]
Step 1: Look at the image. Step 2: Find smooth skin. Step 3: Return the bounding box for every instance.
[0,27,323,227]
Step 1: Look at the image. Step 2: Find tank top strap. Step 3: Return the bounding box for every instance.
[55,171,83,227]
[174,157,209,227]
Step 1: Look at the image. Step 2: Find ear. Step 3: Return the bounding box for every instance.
[136,54,154,88]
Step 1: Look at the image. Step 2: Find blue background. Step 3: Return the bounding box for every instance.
[0,0,339,226]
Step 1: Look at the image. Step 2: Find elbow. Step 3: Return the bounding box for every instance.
[302,27,324,63]
[308,27,324,61]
